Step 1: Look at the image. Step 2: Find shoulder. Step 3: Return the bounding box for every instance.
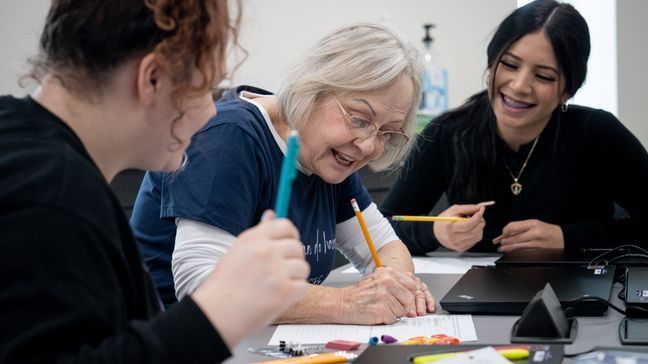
[564,105,630,137]
[194,88,275,147]
[566,105,617,123]
[0,100,114,221]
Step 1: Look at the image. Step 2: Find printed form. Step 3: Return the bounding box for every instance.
[268,314,477,345]
[343,256,499,275]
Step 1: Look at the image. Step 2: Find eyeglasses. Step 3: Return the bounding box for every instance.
[333,95,410,148]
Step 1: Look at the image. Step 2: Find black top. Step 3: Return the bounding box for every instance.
[381,104,648,255]
[0,96,229,363]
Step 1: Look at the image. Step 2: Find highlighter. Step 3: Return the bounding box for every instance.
[255,351,358,364]
[412,346,529,364]
[274,130,300,218]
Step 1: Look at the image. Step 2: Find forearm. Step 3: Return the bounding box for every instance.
[377,240,414,273]
[274,285,347,324]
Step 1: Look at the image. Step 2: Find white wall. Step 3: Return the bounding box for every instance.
[567,0,618,116]
[233,0,516,109]
[617,0,648,147]
[0,0,48,96]
[0,1,517,110]
[517,1,619,116]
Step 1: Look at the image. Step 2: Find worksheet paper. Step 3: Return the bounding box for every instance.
[342,257,498,275]
[268,315,477,345]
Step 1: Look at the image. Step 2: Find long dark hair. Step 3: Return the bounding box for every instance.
[444,0,590,202]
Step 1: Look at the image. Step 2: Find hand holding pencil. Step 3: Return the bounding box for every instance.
[347,199,435,323]
[430,201,495,252]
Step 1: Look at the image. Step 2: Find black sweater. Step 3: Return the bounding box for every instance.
[381,104,648,255]
[0,96,229,363]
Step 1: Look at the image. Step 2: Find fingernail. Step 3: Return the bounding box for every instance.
[260,210,271,222]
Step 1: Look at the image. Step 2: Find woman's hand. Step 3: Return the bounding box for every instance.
[337,266,435,325]
[493,219,564,252]
[409,272,436,316]
[433,201,494,252]
[192,210,310,349]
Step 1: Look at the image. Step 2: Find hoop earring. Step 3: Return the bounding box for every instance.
[561,102,568,113]
[179,152,189,170]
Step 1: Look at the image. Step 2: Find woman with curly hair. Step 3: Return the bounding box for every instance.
[0,0,309,362]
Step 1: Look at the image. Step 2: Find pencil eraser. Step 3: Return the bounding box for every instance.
[325,339,361,351]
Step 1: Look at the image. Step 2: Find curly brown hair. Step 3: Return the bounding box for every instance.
[29,0,241,104]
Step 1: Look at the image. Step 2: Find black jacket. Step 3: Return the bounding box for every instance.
[381,104,648,255]
[0,96,229,363]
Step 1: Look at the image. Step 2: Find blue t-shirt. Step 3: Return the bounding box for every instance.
[131,85,371,304]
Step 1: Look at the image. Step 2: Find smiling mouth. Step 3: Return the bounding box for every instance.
[501,93,535,109]
[332,150,355,167]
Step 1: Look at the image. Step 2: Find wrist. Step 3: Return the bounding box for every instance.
[333,286,352,323]
[191,290,241,350]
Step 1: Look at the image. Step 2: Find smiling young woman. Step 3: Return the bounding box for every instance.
[381,0,648,256]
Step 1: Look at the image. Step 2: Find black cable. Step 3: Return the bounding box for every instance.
[607,253,648,265]
[563,295,627,316]
[588,245,648,266]
[565,294,648,318]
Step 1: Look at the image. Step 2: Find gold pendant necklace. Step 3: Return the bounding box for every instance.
[502,136,539,196]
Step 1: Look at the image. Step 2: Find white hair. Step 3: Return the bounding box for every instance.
[276,23,423,171]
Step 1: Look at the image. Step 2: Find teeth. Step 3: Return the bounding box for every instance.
[503,94,531,109]
[333,151,353,166]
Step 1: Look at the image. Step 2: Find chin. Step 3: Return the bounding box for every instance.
[319,166,357,184]
[322,175,348,184]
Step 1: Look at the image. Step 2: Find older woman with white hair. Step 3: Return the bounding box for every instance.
[131,23,436,324]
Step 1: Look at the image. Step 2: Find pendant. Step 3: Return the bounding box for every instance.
[511,182,522,195]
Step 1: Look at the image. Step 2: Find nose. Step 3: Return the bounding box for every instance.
[509,70,533,94]
[352,135,381,159]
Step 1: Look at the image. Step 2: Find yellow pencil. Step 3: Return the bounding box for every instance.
[392,215,470,222]
[351,199,382,268]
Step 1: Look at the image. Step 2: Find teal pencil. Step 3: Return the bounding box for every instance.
[274,131,300,218]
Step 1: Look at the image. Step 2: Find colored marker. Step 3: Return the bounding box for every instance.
[380,334,398,344]
[274,131,300,218]
[255,351,358,364]
[412,346,529,364]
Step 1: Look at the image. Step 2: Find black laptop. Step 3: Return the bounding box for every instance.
[440,265,616,316]
[496,248,647,266]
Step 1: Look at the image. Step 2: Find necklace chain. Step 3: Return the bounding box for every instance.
[502,136,539,196]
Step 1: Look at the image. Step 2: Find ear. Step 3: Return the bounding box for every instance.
[136,53,161,106]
